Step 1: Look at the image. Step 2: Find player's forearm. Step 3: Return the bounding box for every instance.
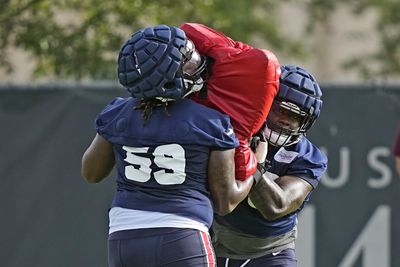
[212,177,253,216]
[229,178,254,209]
[249,176,291,221]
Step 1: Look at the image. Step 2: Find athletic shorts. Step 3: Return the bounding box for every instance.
[108,228,215,267]
[217,248,297,267]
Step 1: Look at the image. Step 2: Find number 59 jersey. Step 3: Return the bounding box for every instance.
[95,97,239,228]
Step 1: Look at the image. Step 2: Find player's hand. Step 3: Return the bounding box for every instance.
[254,141,268,164]
[250,122,267,152]
[252,141,268,184]
[256,122,267,142]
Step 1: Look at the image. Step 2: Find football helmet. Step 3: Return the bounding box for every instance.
[264,65,323,147]
[117,25,206,100]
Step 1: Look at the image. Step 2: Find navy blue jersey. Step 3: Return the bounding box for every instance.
[95,97,239,228]
[218,137,327,237]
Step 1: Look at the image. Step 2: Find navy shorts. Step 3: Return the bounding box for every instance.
[217,248,297,267]
[108,228,215,267]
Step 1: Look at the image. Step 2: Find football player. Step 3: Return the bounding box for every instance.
[393,127,400,177]
[212,65,328,267]
[81,25,267,267]
[180,22,281,181]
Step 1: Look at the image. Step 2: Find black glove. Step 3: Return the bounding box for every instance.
[255,122,267,142]
[250,122,267,151]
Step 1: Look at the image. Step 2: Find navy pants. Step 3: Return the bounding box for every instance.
[108,228,215,267]
[217,248,297,267]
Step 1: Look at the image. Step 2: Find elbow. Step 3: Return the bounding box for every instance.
[214,209,229,216]
[81,157,112,184]
[81,169,104,184]
[261,209,284,221]
[214,208,234,216]
[262,196,305,221]
[259,200,289,221]
[213,202,236,216]
[83,176,101,184]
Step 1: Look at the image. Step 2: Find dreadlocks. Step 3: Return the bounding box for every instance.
[135,99,171,123]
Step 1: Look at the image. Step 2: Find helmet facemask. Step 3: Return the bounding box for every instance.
[264,100,309,147]
[180,39,206,98]
[264,64,323,147]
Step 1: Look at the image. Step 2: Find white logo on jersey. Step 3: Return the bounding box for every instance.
[274,147,298,163]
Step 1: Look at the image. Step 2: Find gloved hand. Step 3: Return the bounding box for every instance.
[254,140,268,164]
[250,122,267,151]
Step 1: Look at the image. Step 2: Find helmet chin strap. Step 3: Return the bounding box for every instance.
[182,77,204,98]
[154,97,176,103]
[264,126,302,147]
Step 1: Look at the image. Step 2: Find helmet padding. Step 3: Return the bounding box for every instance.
[118,25,191,100]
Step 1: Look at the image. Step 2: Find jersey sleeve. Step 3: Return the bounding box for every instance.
[205,119,239,150]
[181,101,240,150]
[94,97,129,139]
[94,97,239,150]
[286,145,328,188]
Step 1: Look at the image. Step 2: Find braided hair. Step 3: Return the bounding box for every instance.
[135,99,171,123]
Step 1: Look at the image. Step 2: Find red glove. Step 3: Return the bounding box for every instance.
[180,23,280,180]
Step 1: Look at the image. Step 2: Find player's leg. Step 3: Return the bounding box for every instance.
[216,248,297,267]
[254,248,297,266]
[108,228,162,267]
[159,228,216,267]
[217,257,251,267]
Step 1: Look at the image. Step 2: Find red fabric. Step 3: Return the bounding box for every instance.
[234,139,258,181]
[394,128,400,156]
[181,23,280,180]
[199,231,216,267]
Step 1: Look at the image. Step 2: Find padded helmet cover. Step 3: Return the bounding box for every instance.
[118,25,188,100]
[278,64,323,132]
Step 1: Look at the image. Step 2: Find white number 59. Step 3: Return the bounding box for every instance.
[123,144,186,185]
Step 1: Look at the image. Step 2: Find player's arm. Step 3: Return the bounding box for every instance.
[249,174,313,221]
[81,133,115,183]
[208,140,267,216]
[208,148,254,216]
[396,156,400,177]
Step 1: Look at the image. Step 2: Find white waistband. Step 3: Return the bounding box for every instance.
[108,207,209,234]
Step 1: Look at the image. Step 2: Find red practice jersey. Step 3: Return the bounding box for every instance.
[181,23,281,180]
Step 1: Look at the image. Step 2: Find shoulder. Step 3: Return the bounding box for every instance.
[97,97,136,120]
[169,99,233,130]
[272,138,326,165]
[170,99,239,148]
[294,137,328,165]
[94,96,138,133]
[271,137,327,188]
[179,99,231,119]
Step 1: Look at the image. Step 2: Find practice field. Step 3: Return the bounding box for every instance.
[0,84,399,267]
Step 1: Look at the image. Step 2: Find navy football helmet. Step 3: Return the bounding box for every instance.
[264,64,323,147]
[117,25,206,100]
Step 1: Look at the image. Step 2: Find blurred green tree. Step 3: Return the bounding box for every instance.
[0,0,399,80]
[305,0,400,80]
[0,0,301,80]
